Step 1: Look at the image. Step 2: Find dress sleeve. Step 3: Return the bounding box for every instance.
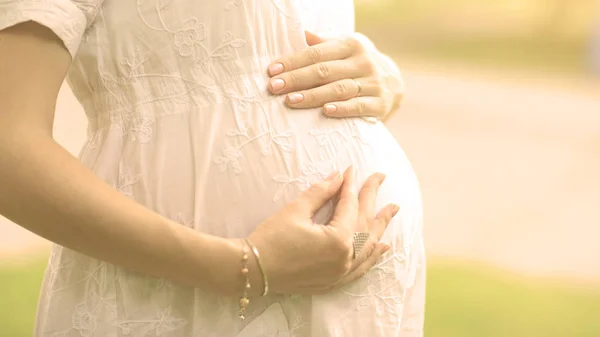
[0,0,103,58]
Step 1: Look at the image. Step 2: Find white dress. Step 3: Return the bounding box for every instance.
[0,1,425,336]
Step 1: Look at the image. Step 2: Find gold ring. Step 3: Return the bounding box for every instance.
[352,78,362,97]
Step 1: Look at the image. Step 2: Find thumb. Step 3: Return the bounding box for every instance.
[293,171,344,216]
[305,30,326,46]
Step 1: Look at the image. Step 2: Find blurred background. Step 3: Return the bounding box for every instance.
[1,0,600,336]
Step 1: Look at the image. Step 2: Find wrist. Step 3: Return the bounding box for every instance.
[209,237,264,298]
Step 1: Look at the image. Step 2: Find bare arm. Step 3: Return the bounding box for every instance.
[0,22,242,295]
[0,21,399,299]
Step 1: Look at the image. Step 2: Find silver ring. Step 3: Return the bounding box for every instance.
[352,78,362,97]
[352,232,370,259]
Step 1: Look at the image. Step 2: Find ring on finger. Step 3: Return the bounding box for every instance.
[351,78,362,98]
[352,232,371,259]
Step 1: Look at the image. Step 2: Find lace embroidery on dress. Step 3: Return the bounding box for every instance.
[97,5,249,143]
[341,250,408,317]
[115,307,187,336]
[224,0,244,11]
[10,0,424,335]
[116,167,141,199]
[215,115,295,175]
[272,160,337,202]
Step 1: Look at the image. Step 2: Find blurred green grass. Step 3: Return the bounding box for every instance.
[355,0,598,77]
[0,260,46,337]
[1,259,599,337]
[427,261,600,337]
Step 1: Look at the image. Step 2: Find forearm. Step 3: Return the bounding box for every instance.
[0,128,243,295]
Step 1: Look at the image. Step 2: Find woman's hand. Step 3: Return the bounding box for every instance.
[267,31,404,122]
[247,166,400,295]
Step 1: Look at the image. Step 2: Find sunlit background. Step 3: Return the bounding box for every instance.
[1,1,600,336]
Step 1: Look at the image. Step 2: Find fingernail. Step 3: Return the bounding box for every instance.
[324,104,337,115]
[268,63,284,76]
[287,93,304,104]
[392,204,400,215]
[378,173,387,183]
[270,78,285,92]
[326,171,341,181]
[382,244,391,253]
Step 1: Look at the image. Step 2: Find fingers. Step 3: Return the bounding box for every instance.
[268,60,362,95]
[268,38,354,77]
[347,236,378,272]
[292,170,344,216]
[371,203,400,241]
[328,166,358,231]
[358,173,386,221]
[305,30,326,46]
[340,243,391,286]
[323,96,385,119]
[285,76,381,109]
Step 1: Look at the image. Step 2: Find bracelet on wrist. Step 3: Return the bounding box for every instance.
[238,239,251,320]
[245,238,269,297]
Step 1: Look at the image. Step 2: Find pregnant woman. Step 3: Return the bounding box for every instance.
[0,1,425,336]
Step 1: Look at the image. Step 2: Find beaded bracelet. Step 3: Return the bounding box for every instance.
[245,238,269,297]
[238,240,251,320]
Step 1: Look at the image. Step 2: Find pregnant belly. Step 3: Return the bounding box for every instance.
[82,99,422,239]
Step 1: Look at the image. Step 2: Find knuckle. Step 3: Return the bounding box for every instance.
[346,36,363,52]
[305,89,317,102]
[288,71,300,86]
[356,101,367,115]
[360,58,376,74]
[332,82,347,97]
[316,62,330,80]
[336,40,352,56]
[307,47,323,63]
[285,57,297,71]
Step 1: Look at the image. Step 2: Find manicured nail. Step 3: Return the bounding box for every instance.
[270,78,285,91]
[324,104,337,114]
[268,63,284,76]
[326,171,341,181]
[287,93,304,104]
[392,204,400,215]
